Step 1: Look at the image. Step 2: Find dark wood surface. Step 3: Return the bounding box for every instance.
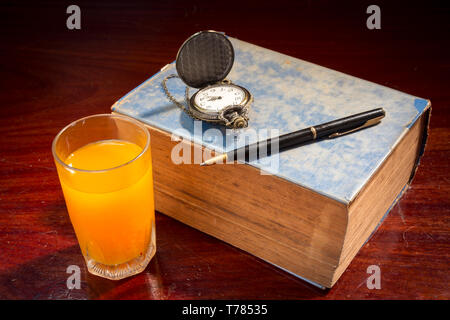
[0,0,449,299]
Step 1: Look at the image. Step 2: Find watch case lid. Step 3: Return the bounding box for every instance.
[175,31,235,89]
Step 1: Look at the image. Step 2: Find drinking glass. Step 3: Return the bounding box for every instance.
[52,114,155,280]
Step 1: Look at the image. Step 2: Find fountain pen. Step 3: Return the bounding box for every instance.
[200,108,385,166]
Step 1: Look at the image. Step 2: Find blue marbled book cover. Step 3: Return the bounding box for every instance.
[112,36,430,204]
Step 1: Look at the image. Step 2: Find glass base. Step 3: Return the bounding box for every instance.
[84,223,156,280]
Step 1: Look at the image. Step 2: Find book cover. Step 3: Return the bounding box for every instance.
[112,36,429,204]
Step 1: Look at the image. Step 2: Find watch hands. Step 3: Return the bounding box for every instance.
[207,96,222,101]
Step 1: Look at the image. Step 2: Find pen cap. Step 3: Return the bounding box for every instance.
[175,31,235,88]
[315,107,386,138]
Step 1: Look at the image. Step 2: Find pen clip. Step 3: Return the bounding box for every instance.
[328,115,385,138]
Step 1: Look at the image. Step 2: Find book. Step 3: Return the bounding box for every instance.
[111,35,431,288]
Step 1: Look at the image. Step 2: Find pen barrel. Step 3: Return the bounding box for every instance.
[314,108,385,138]
[228,128,313,162]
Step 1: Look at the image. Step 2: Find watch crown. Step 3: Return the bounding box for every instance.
[233,117,247,129]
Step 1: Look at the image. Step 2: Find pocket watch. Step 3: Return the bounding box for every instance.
[162,31,253,129]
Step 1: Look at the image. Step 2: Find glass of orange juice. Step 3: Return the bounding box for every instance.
[52,114,155,280]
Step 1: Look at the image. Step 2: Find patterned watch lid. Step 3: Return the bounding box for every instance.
[175,31,234,89]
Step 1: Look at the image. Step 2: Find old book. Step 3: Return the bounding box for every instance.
[111,36,430,288]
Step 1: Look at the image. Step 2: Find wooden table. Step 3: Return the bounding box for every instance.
[0,0,448,299]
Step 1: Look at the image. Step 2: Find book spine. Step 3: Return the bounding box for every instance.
[408,104,431,183]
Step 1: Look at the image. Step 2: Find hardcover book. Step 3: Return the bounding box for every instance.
[111,35,430,288]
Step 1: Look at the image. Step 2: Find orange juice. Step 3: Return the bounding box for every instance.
[59,139,155,266]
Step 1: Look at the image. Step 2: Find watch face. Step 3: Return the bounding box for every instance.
[193,84,247,113]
